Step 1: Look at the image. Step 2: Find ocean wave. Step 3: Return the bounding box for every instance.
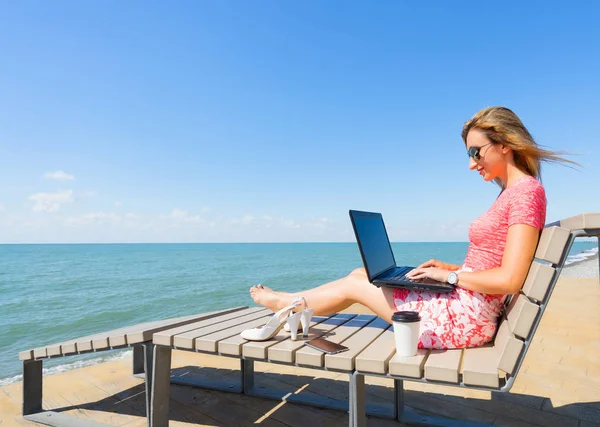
[564,247,598,266]
[0,349,132,387]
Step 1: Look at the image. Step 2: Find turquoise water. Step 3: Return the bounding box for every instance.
[0,241,596,383]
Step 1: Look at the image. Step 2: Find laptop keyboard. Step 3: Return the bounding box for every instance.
[382,267,417,281]
[382,267,443,285]
[389,271,416,281]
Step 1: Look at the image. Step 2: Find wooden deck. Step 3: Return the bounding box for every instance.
[1,276,599,427]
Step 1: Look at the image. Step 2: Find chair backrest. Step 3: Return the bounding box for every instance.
[495,213,600,380]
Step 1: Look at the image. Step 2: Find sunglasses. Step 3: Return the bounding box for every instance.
[467,142,494,160]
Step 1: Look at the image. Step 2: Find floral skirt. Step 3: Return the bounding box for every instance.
[392,286,504,350]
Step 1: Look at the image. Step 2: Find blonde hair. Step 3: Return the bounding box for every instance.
[462,106,577,189]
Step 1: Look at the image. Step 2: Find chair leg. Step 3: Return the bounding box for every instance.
[22,360,43,415]
[241,359,254,393]
[143,343,154,422]
[350,372,366,427]
[150,346,172,427]
[133,345,145,376]
[394,379,404,421]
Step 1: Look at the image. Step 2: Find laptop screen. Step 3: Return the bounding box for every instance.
[350,211,396,279]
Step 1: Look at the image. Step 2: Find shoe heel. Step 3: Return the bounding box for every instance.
[300,309,314,337]
[286,312,302,341]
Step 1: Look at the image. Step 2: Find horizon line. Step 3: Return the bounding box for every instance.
[0,241,472,245]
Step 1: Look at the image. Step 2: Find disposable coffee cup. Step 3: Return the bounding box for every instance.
[391,311,421,357]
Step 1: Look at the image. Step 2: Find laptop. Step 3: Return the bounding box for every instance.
[349,210,454,292]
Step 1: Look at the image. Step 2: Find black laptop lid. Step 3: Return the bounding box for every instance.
[349,210,396,280]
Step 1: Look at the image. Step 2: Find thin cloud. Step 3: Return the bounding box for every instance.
[170,208,206,224]
[44,171,75,181]
[29,190,74,212]
[231,214,255,225]
[66,212,121,225]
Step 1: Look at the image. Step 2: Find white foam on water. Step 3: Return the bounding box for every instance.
[564,246,598,266]
[0,349,133,387]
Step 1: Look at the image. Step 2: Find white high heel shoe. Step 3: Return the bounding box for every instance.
[283,297,314,338]
[240,302,301,341]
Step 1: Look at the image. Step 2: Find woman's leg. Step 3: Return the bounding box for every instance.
[250,268,397,323]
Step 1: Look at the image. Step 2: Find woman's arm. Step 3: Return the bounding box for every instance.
[407,224,541,295]
[457,224,540,294]
[447,263,462,271]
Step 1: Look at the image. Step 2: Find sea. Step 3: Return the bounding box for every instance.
[1,241,597,385]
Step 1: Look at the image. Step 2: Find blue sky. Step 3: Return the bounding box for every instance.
[1,1,599,243]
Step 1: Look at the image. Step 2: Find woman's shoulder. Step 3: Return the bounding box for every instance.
[505,175,547,228]
[508,175,546,197]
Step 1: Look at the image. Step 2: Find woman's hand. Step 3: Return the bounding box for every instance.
[405,267,450,283]
[416,259,453,271]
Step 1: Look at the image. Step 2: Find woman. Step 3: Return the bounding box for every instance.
[248,106,574,349]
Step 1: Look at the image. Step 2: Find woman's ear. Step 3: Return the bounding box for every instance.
[501,144,511,154]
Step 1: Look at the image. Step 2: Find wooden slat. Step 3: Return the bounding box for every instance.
[325,317,390,371]
[295,315,376,368]
[18,350,34,361]
[355,328,397,374]
[424,349,463,383]
[125,307,247,344]
[20,309,250,360]
[495,321,525,375]
[236,315,334,359]
[66,317,192,353]
[172,309,270,349]
[217,333,247,356]
[461,345,502,388]
[267,313,356,363]
[153,307,263,346]
[33,348,47,359]
[506,294,540,339]
[92,319,169,350]
[75,338,94,353]
[27,322,155,360]
[535,226,570,265]
[560,212,600,230]
[194,315,273,353]
[522,261,555,301]
[388,349,429,378]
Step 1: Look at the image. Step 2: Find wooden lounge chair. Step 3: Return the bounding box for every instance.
[146,213,600,427]
[19,307,247,426]
[351,213,600,426]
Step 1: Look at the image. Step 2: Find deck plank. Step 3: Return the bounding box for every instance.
[354,326,396,374]
[24,309,249,359]
[173,308,270,349]
[195,316,273,353]
[295,314,376,368]
[153,307,263,346]
[424,349,463,383]
[461,345,503,388]
[388,349,429,378]
[506,294,540,339]
[267,313,357,364]
[325,317,390,371]
[236,315,334,359]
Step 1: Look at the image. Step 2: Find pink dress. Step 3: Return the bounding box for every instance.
[393,176,547,349]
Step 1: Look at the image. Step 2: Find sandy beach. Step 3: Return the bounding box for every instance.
[1,274,599,426]
[561,254,600,279]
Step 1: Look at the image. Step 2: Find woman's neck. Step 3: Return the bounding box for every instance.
[500,163,530,189]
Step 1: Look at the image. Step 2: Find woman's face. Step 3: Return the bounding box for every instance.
[466,129,508,182]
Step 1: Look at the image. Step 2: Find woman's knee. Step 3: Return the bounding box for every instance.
[349,267,367,278]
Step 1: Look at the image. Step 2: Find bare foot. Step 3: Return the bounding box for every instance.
[249,284,288,312]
